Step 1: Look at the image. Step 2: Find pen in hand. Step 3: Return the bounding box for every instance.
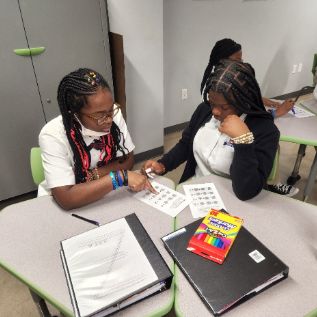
[71,213,100,226]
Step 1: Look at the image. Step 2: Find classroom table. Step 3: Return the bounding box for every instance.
[274,91,317,201]
[175,174,317,317]
[0,176,175,317]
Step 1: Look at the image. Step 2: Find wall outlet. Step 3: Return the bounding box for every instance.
[298,63,303,72]
[181,88,188,100]
[292,64,298,74]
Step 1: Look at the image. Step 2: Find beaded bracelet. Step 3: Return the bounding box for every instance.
[268,108,276,118]
[109,171,119,190]
[231,132,254,144]
[93,167,100,180]
[116,170,123,187]
[122,170,128,186]
[86,170,94,182]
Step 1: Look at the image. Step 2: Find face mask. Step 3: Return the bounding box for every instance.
[74,114,110,137]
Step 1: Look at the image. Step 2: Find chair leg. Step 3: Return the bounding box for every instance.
[29,289,53,317]
[303,147,317,201]
[287,144,307,185]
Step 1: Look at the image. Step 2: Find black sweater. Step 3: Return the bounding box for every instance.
[158,102,280,200]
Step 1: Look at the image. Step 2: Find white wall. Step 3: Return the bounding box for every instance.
[107,0,164,154]
[108,0,317,153]
[164,0,317,127]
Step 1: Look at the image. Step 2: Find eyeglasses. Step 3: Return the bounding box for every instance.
[83,103,120,125]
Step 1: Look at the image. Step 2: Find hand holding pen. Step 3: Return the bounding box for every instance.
[274,99,295,117]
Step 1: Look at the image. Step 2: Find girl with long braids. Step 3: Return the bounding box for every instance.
[143,60,280,200]
[201,38,295,118]
[200,38,299,197]
[39,68,155,210]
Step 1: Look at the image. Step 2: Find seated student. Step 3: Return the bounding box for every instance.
[39,68,154,210]
[200,38,298,197]
[143,60,280,201]
[200,38,295,118]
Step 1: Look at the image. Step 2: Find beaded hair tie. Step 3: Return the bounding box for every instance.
[84,71,100,86]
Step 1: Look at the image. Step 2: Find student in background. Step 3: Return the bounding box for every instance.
[200,38,298,197]
[200,38,295,118]
[143,60,280,201]
[39,68,154,210]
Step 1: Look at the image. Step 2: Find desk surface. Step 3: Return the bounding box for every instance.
[0,176,175,317]
[175,174,317,317]
[275,94,317,146]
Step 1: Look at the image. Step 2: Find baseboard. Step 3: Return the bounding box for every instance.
[164,122,188,135]
[134,146,164,163]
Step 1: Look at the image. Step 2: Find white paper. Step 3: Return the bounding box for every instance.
[183,183,226,218]
[134,181,190,217]
[299,98,317,115]
[62,218,158,317]
[289,104,315,118]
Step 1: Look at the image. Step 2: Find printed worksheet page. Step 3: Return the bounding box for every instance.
[183,183,226,218]
[134,181,190,217]
[62,218,158,317]
[290,104,315,118]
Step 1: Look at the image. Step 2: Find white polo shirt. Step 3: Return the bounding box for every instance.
[193,114,246,178]
[38,109,135,196]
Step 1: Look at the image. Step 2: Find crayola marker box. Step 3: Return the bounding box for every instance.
[187,209,243,264]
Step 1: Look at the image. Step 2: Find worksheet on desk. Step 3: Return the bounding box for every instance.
[183,183,226,218]
[290,104,315,118]
[134,181,190,217]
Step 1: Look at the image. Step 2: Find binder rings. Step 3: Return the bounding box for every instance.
[162,218,288,316]
[61,213,173,317]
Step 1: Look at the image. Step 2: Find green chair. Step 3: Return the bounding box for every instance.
[30,147,45,185]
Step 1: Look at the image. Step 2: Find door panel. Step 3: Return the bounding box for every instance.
[19,0,113,121]
[0,0,46,200]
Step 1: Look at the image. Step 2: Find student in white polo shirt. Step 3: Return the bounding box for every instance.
[143,60,280,201]
[39,68,155,210]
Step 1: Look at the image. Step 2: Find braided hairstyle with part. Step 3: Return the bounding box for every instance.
[200,38,241,94]
[57,68,128,184]
[203,60,272,119]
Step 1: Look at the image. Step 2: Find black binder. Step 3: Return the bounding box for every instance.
[162,219,288,316]
[61,213,173,317]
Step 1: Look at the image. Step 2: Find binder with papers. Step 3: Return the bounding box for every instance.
[162,218,288,316]
[61,213,172,317]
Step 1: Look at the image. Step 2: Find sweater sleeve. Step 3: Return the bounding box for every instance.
[158,102,210,172]
[230,118,280,200]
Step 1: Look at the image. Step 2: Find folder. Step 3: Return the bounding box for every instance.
[61,213,173,317]
[162,218,288,316]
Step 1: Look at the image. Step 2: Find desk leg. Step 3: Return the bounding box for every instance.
[287,144,307,185]
[29,289,54,317]
[303,147,317,202]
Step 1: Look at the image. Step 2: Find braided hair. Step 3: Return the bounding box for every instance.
[57,68,128,184]
[203,60,272,119]
[200,38,241,94]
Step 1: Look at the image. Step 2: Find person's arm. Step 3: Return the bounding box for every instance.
[229,118,279,200]
[262,97,278,108]
[51,170,154,210]
[274,99,294,117]
[40,128,153,210]
[152,102,211,173]
[96,152,134,177]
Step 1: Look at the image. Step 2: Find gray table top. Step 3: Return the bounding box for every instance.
[275,94,317,146]
[175,174,317,317]
[0,176,175,317]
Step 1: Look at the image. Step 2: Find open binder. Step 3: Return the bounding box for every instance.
[162,218,288,316]
[61,213,172,317]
